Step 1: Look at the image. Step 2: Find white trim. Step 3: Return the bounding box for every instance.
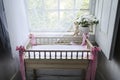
[89,0,96,15]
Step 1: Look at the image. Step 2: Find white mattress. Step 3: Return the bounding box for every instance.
[30,45,88,50]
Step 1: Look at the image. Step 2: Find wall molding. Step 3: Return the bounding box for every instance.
[10,71,19,80]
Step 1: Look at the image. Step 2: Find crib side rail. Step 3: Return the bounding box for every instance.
[24,50,91,60]
[35,36,82,45]
[86,39,94,49]
[24,39,32,49]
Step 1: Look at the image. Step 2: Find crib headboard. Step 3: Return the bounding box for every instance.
[35,36,82,45]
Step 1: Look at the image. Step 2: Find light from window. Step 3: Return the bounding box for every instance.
[26,0,90,32]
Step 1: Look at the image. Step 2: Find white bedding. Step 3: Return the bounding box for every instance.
[30,45,88,50]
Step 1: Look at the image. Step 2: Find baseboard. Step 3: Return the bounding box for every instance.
[10,71,19,80]
[96,70,106,80]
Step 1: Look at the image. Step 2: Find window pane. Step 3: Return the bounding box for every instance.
[44,0,58,10]
[30,11,58,32]
[27,0,42,9]
[81,0,89,9]
[75,10,89,18]
[45,12,58,31]
[28,10,42,31]
[75,0,83,9]
[60,0,74,9]
[60,11,74,31]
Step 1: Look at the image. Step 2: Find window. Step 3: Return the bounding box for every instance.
[25,0,90,32]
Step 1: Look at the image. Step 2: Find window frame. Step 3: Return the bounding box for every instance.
[25,0,91,32]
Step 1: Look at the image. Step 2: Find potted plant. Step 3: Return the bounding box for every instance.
[74,14,99,35]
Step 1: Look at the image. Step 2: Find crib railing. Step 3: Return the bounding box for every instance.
[26,36,83,49]
[35,36,82,45]
[86,39,94,49]
[24,50,91,60]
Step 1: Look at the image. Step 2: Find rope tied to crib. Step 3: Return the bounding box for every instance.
[81,33,101,80]
[85,46,101,80]
[16,46,25,53]
[81,33,89,46]
[16,46,26,80]
[29,34,36,46]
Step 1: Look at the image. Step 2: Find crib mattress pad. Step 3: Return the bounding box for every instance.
[29,45,88,51]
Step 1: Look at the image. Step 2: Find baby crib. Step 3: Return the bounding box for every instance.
[16,34,99,80]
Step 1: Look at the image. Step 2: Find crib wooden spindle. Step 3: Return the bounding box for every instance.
[34,51,35,59]
[44,51,46,59]
[50,51,51,59]
[66,51,67,59]
[82,51,84,59]
[35,38,37,45]
[87,51,89,59]
[60,51,62,59]
[39,38,41,44]
[76,51,78,59]
[28,52,30,59]
[71,51,73,59]
[37,38,39,45]
[55,51,57,59]
[39,51,41,59]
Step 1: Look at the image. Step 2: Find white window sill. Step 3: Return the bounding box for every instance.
[30,32,75,37]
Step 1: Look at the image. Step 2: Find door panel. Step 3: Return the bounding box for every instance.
[95,0,118,59]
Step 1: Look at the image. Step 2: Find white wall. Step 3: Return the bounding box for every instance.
[3,0,29,57]
[95,0,118,59]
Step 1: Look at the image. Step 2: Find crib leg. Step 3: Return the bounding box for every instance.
[33,69,37,80]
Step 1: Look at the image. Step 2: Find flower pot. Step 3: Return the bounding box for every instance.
[79,26,89,35]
